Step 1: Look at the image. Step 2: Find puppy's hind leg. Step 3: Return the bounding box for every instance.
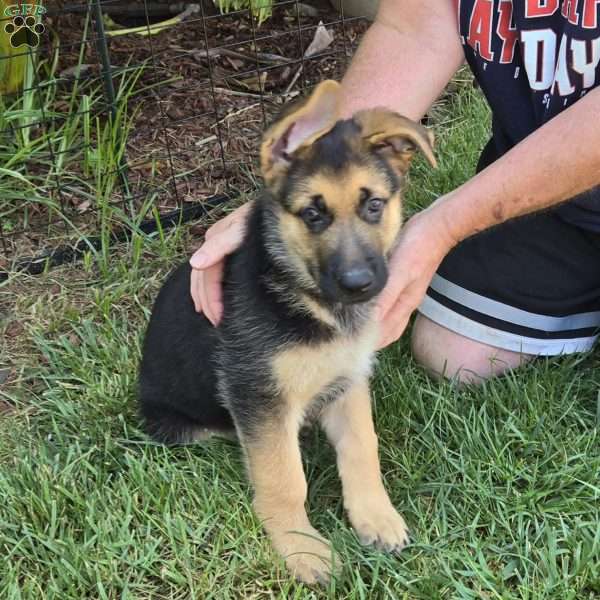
[240,409,339,584]
[320,380,410,553]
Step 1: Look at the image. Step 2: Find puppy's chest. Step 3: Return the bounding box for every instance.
[272,323,377,417]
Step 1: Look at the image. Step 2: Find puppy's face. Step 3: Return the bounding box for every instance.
[261,81,436,305]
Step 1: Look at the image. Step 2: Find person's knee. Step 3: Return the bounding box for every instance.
[410,314,531,384]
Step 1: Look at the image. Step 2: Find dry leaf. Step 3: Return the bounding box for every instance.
[5,321,24,338]
[67,333,80,347]
[225,57,244,71]
[60,64,94,79]
[233,72,268,92]
[76,200,92,213]
[304,22,334,57]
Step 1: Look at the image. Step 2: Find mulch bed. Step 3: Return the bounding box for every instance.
[1,1,369,261]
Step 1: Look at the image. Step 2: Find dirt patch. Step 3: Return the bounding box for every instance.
[0,398,17,416]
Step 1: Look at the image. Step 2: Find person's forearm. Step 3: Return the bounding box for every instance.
[430,86,600,246]
[339,0,464,121]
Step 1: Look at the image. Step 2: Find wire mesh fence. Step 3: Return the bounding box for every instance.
[0,0,369,276]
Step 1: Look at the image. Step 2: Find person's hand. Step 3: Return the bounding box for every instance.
[375,206,457,348]
[189,202,252,326]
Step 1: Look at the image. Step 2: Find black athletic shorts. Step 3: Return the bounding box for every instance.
[418,209,600,356]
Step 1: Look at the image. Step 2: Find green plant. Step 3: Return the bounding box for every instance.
[214,0,274,25]
[0,0,30,94]
[0,9,148,264]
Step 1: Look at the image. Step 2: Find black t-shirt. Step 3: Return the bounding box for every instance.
[456,0,600,231]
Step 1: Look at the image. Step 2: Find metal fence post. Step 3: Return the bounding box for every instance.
[91,0,131,200]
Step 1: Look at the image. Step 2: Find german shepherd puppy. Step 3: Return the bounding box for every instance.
[138,80,436,584]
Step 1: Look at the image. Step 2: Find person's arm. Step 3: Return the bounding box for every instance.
[190,0,464,325]
[376,85,600,348]
[339,0,464,120]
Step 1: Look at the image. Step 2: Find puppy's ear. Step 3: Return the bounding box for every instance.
[260,80,340,189]
[355,109,437,175]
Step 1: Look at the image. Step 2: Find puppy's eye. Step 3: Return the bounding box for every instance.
[301,206,323,225]
[367,198,385,215]
[359,194,387,223]
[299,204,331,233]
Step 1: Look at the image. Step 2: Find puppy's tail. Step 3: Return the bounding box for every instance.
[140,403,236,445]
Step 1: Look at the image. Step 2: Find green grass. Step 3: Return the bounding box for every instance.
[0,13,150,256]
[1,80,599,599]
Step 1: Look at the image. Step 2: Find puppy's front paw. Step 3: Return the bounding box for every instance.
[348,498,410,553]
[276,528,340,584]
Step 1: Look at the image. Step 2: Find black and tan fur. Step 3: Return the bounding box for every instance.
[138,80,436,584]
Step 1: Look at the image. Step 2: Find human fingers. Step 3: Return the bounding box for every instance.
[376,297,412,349]
[198,262,224,326]
[190,266,204,313]
[190,203,250,270]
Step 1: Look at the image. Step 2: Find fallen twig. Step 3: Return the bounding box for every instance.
[209,103,261,129]
[189,47,290,67]
[212,87,265,99]
[194,135,218,148]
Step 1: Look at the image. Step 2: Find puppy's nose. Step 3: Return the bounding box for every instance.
[338,267,374,293]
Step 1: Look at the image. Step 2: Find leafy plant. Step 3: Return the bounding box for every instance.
[213,0,274,25]
[0,0,30,94]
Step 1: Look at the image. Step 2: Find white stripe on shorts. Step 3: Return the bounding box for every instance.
[418,294,598,356]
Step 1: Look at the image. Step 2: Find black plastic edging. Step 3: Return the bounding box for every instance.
[0,193,232,283]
